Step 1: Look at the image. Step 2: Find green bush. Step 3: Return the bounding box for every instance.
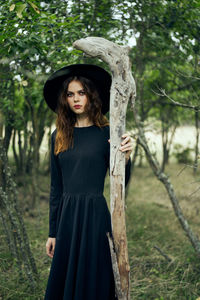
[172,144,193,164]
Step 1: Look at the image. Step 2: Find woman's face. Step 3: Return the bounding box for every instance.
[66,80,88,115]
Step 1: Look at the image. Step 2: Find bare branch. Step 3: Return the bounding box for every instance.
[188,186,200,198]
[152,87,200,111]
[176,70,200,81]
[154,245,172,262]
[176,163,198,177]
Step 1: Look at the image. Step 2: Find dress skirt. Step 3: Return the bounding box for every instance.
[44,192,118,300]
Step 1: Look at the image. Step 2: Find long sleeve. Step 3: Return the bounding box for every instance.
[104,126,132,187]
[124,157,131,187]
[48,130,63,238]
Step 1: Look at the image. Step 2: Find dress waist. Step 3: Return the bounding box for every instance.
[62,191,104,198]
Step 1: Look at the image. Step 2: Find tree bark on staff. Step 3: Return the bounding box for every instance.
[73,37,136,300]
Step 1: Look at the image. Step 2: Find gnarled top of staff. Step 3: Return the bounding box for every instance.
[73,36,136,109]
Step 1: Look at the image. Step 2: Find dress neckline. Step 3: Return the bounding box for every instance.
[74,125,95,129]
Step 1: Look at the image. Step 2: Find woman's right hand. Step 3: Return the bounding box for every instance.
[46,237,56,258]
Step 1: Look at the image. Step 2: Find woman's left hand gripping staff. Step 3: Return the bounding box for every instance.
[108,133,134,164]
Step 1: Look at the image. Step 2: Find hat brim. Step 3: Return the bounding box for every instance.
[43,64,111,115]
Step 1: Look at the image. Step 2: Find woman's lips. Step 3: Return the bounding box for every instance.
[74,105,82,109]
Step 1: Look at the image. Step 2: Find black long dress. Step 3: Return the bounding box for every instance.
[44,124,131,300]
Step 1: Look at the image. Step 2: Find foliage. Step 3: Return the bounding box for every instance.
[172,143,193,164]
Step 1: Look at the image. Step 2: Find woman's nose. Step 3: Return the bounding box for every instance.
[74,93,80,102]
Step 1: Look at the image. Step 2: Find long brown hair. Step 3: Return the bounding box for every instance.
[54,76,109,155]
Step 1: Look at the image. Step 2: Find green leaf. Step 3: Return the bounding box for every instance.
[16,3,26,19]
[28,1,40,14]
[9,4,15,12]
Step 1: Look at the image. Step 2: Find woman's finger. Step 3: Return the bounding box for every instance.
[46,243,51,257]
[122,133,129,138]
[120,142,133,151]
[46,239,55,258]
[121,135,131,145]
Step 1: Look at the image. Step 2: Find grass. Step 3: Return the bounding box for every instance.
[0,163,200,299]
[126,163,200,300]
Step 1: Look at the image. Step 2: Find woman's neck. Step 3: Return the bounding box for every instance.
[74,117,93,128]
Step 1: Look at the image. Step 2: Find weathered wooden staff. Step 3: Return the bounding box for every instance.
[73,37,136,300]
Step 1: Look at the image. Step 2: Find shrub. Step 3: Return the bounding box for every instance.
[172,144,193,164]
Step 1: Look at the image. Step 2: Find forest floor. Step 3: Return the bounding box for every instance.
[0,162,200,299]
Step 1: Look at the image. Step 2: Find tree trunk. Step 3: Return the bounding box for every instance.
[160,113,177,172]
[12,129,20,173]
[24,96,38,208]
[194,109,199,174]
[3,119,13,156]
[0,110,3,184]
[0,136,38,289]
[73,37,136,300]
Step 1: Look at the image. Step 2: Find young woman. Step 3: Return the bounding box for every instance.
[43,64,133,300]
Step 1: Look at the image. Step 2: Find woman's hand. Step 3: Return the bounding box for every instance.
[46,237,56,258]
[108,133,133,164]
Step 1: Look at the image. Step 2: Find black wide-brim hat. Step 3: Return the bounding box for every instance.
[43,64,112,115]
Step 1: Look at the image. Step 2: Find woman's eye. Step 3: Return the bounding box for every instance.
[79,91,85,95]
[67,93,73,97]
